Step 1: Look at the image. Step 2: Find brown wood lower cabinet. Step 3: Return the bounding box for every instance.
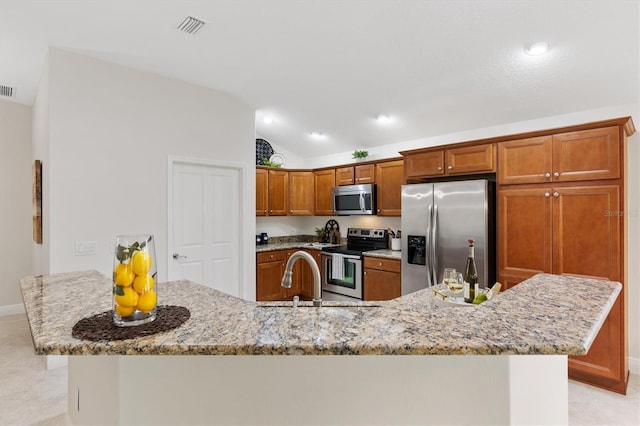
[363,257,401,301]
[256,251,287,301]
[497,182,626,393]
[256,249,321,301]
[300,249,322,300]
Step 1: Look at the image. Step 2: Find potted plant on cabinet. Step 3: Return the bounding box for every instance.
[352,150,369,161]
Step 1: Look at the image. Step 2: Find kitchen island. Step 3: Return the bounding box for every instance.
[21,271,620,425]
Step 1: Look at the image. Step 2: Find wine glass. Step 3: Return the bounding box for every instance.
[443,268,457,296]
[450,272,464,302]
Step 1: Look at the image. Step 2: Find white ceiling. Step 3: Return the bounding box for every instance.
[0,0,638,159]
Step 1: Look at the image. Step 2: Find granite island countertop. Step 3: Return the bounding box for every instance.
[20,271,619,356]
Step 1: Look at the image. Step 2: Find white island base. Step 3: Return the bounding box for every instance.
[68,354,567,425]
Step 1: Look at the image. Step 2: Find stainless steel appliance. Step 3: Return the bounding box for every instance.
[321,227,388,300]
[332,183,377,215]
[401,179,495,295]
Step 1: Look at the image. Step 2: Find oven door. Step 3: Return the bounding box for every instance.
[321,252,363,299]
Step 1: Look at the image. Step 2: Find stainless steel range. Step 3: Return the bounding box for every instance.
[321,228,388,301]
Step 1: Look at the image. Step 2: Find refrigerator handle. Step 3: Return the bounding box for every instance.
[426,204,433,287]
[432,204,439,285]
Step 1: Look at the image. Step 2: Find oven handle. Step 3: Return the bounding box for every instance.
[321,253,361,261]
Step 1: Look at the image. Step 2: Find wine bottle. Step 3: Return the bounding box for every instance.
[463,238,478,303]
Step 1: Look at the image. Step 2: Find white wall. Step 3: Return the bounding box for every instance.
[0,100,32,312]
[256,215,401,240]
[32,54,50,277]
[40,49,255,293]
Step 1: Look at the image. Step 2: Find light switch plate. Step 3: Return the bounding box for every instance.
[75,241,97,256]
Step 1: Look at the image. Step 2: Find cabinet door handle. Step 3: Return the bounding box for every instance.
[437,166,442,170]
[290,209,293,213]
[544,192,550,198]
[447,165,453,170]
[553,172,560,178]
[553,192,559,198]
[544,173,551,178]
[364,271,367,275]
[379,262,383,266]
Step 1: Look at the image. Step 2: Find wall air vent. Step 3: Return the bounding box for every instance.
[0,85,15,98]
[177,16,206,35]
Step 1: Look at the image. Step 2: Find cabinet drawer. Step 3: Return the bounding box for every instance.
[257,250,287,263]
[364,257,401,272]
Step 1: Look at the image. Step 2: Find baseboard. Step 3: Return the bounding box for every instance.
[0,304,25,316]
[630,356,640,375]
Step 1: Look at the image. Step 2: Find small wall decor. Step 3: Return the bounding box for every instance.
[32,160,42,244]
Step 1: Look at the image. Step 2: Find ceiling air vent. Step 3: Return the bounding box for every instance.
[177,16,206,35]
[0,85,15,98]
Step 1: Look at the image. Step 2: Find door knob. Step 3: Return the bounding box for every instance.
[173,253,187,260]
[544,173,551,178]
[553,192,559,198]
[553,172,560,178]
[544,192,550,198]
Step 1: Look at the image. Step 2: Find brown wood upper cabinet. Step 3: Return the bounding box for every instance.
[256,168,268,216]
[267,169,288,216]
[375,160,404,216]
[498,126,620,185]
[288,171,314,215]
[314,169,335,215]
[404,143,494,179]
[336,164,375,185]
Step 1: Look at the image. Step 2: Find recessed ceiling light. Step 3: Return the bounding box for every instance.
[376,114,394,125]
[525,41,549,56]
[309,132,325,139]
[263,116,275,125]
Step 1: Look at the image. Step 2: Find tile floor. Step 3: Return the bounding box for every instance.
[1,313,638,425]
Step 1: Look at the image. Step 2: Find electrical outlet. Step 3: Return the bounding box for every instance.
[75,241,97,256]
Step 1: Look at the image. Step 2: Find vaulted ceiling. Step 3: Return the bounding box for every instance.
[0,0,638,158]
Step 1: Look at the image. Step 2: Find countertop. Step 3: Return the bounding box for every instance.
[20,271,619,356]
[256,243,402,260]
[255,242,339,252]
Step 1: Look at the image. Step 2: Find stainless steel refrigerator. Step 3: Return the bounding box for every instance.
[401,179,495,295]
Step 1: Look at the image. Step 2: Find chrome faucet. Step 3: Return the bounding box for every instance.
[281,251,322,307]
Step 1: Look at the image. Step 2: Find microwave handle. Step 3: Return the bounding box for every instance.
[359,193,365,212]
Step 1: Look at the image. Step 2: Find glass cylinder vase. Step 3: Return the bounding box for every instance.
[112,234,157,327]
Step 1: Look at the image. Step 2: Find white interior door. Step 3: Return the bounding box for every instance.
[169,160,241,297]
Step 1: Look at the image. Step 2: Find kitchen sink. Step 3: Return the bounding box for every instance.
[302,242,332,248]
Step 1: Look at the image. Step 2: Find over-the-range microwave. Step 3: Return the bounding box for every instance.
[332,183,377,215]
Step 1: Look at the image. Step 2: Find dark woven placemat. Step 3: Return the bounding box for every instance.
[72,305,190,341]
